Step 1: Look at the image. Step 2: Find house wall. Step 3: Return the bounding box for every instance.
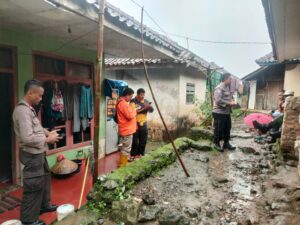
[244,65,284,110]
[284,64,300,96]
[178,67,206,122]
[106,65,206,140]
[106,67,180,140]
[0,29,106,169]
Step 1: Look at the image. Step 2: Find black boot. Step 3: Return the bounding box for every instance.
[252,120,270,134]
[223,142,236,151]
[214,142,224,152]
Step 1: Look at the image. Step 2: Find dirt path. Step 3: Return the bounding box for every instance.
[130,118,300,225]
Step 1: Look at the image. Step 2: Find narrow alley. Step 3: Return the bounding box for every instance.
[128,117,300,225]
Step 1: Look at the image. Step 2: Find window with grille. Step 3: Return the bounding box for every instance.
[186,83,195,104]
[34,52,94,154]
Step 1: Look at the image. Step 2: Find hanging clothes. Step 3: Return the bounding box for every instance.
[51,90,64,112]
[58,80,74,120]
[42,80,64,130]
[80,85,94,131]
[230,77,240,94]
[73,83,81,133]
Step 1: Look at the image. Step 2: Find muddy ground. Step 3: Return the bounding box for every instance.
[129,118,300,225]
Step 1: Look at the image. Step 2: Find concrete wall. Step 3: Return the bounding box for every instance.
[0,29,106,169]
[284,64,300,96]
[178,67,206,120]
[106,67,180,123]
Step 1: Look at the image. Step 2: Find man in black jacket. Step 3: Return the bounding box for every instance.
[130,88,154,159]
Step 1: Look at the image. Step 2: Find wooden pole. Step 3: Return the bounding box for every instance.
[93,0,105,184]
[78,156,90,209]
[140,8,190,177]
[207,68,214,108]
[207,67,215,128]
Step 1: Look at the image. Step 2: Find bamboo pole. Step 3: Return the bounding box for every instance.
[78,156,90,209]
[140,7,190,177]
[93,0,105,184]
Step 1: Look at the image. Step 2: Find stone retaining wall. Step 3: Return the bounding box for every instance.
[295,140,300,177]
[281,96,300,154]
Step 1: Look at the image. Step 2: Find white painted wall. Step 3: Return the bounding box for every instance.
[248,80,257,109]
[106,67,180,128]
[284,64,300,96]
[178,68,206,121]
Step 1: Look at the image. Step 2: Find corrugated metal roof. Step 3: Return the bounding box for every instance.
[105,58,176,67]
[88,1,233,73]
[103,1,183,54]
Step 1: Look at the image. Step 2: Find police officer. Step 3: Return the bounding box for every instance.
[13,80,61,225]
[212,73,236,152]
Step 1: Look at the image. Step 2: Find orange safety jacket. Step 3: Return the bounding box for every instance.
[116,97,137,136]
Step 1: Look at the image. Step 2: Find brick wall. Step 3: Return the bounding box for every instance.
[280,96,300,153]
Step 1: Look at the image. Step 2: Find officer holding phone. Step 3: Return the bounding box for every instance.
[130,88,154,159]
[13,80,61,225]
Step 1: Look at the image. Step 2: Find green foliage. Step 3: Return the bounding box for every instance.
[200,100,212,119]
[194,99,212,127]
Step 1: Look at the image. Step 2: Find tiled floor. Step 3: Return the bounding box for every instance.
[0,152,120,224]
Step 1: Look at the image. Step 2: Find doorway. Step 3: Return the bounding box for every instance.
[105,89,119,155]
[0,74,13,186]
[0,46,16,187]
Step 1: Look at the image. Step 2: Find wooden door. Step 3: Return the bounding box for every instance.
[266,81,283,110]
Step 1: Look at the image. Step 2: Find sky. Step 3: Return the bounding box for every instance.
[105,0,272,78]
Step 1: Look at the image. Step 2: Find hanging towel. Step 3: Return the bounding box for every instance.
[80,85,94,130]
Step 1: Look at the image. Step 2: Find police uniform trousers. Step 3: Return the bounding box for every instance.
[131,123,148,156]
[212,112,231,143]
[20,151,51,223]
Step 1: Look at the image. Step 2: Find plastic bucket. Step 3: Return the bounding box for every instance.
[56,204,75,221]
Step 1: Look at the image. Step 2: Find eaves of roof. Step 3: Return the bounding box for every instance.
[241,66,270,81]
[256,52,300,66]
[261,0,278,60]
[97,2,227,73]
[103,1,183,55]
[105,58,183,67]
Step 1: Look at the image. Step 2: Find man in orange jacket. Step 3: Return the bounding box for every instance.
[116,88,137,166]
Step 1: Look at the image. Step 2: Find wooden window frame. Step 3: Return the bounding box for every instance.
[186,83,195,104]
[33,51,94,155]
